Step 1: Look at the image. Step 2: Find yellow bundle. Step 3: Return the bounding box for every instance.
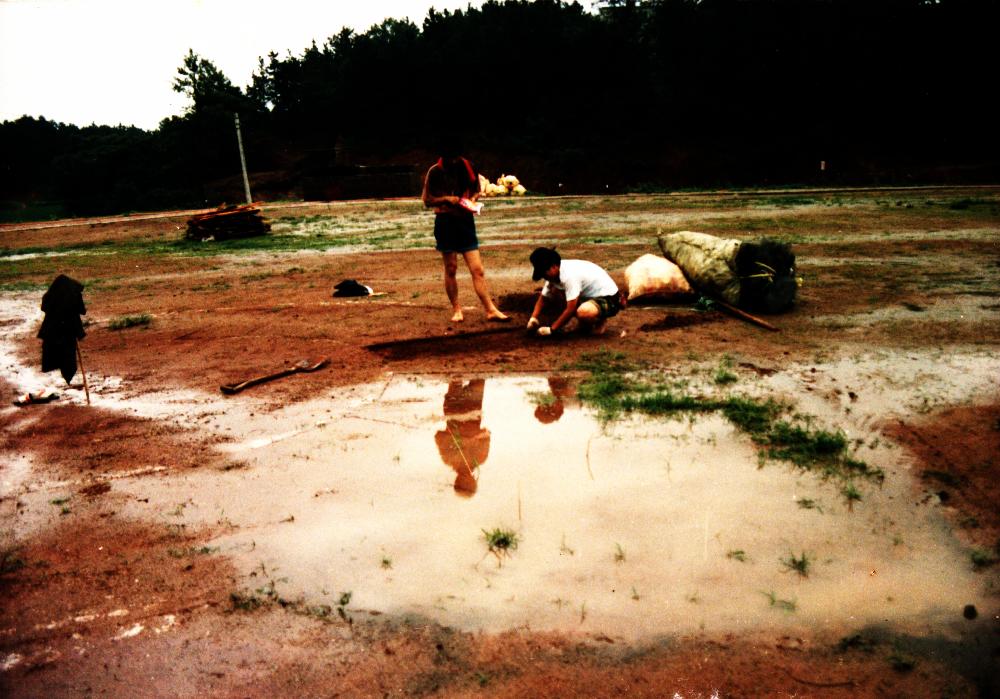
[480,173,528,197]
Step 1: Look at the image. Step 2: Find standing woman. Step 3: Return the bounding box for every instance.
[421,141,509,323]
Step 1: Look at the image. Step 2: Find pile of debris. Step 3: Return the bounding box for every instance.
[478,173,527,197]
[185,204,271,241]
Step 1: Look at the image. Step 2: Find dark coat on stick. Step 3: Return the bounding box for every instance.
[37,274,86,383]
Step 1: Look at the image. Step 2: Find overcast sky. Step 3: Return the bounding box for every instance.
[0,0,507,130]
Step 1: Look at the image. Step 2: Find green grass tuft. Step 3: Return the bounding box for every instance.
[483,527,520,558]
[108,313,152,330]
[780,551,812,578]
[573,360,871,489]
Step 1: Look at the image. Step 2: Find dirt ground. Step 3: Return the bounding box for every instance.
[2,188,999,697]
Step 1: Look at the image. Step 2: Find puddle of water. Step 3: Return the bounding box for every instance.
[108,373,993,641]
[3,297,996,640]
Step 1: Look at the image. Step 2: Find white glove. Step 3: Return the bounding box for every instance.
[526,317,540,331]
[537,326,552,337]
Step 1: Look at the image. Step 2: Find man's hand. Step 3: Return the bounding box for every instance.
[526,317,540,331]
[537,326,552,337]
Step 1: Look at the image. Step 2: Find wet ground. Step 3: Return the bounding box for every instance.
[2,190,999,697]
[44,369,989,644]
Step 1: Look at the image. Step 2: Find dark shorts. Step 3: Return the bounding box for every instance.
[588,293,622,319]
[434,214,479,253]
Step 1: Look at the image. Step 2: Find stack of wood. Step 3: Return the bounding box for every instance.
[185,204,271,241]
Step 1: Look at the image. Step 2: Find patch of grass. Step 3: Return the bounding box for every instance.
[614,543,626,564]
[526,390,557,407]
[713,368,738,385]
[574,350,635,375]
[842,482,863,509]
[752,196,817,208]
[796,498,823,513]
[726,549,748,562]
[50,496,71,506]
[483,527,519,562]
[108,313,151,330]
[168,546,219,558]
[240,272,274,282]
[780,551,812,578]
[756,421,846,468]
[970,548,998,570]
[381,556,393,569]
[574,360,878,494]
[230,591,265,611]
[0,281,50,293]
[761,590,797,612]
[577,373,633,421]
[721,397,783,434]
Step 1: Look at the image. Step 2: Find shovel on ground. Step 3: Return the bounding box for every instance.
[220,358,330,395]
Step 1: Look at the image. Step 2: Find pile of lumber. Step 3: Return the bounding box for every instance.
[185,204,271,241]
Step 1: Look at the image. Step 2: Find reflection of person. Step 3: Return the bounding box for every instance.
[421,141,509,324]
[534,376,575,424]
[526,247,622,336]
[434,379,490,497]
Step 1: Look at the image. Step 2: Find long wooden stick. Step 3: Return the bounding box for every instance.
[713,298,780,332]
[76,343,91,405]
[219,357,330,395]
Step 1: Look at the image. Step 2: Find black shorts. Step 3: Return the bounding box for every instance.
[589,293,622,319]
[434,214,479,253]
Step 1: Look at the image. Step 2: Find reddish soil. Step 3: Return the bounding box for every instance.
[2,191,998,697]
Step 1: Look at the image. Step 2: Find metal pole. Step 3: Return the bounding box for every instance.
[235,113,252,205]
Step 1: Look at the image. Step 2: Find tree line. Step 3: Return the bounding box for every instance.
[2,0,997,220]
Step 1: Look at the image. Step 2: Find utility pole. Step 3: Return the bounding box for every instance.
[234,113,252,205]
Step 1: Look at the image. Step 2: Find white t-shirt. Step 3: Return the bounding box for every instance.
[541,259,619,302]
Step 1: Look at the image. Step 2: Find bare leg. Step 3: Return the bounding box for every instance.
[441,252,463,321]
[576,300,607,334]
[462,250,508,321]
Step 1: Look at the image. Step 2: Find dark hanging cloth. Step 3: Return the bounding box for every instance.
[37,274,86,384]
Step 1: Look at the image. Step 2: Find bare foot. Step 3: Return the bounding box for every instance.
[486,310,510,322]
[450,309,465,322]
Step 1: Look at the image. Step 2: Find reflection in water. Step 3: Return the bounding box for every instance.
[434,379,489,497]
[534,376,576,424]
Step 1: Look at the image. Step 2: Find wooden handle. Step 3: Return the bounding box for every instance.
[713,299,780,332]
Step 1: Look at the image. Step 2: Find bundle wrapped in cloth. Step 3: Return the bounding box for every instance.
[657,231,797,313]
[624,254,693,302]
[478,173,527,197]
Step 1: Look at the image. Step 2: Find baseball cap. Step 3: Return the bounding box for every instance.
[530,247,560,281]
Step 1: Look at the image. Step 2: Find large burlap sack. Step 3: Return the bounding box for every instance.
[624,254,693,301]
[657,231,742,305]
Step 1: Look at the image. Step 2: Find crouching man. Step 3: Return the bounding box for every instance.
[526,247,622,337]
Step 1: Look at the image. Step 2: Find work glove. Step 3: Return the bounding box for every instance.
[526,317,540,331]
[537,326,552,337]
